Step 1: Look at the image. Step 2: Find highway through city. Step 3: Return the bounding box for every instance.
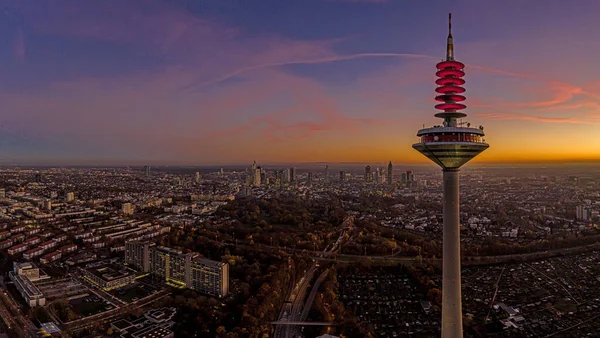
[274,217,353,338]
[299,268,331,322]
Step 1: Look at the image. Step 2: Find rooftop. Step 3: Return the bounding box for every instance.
[85,264,133,282]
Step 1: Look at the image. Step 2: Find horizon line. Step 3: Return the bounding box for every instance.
[1,159,599,168]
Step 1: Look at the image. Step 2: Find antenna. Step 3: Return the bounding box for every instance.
[446,13,454,61]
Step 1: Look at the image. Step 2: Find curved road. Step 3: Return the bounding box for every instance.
[274,217,353,338]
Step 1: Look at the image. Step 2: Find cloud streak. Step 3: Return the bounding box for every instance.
[475,112,600,125]
[184,52,435,91]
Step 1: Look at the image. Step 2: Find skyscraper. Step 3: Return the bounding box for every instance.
[387,161,393,185]
[253,167,261,187]
[412,14,489,338]
[375,167,384,184]
[290,167,296,183]
[144,166,151,176]
[339,171,346,181]
[364,165,372,182]
[406,170,414,185]
[195,172,201,183]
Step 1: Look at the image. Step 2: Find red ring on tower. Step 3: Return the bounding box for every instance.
[435,58,467,114]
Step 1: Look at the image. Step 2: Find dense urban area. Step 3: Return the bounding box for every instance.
[0,163,598,338]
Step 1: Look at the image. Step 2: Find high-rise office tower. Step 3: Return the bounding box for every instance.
[375,167,383,184]
[401,172,407,185]
[195,172,201,183]
[252,167,262,187]
[339,171,346,181]
[364,165,372,182]
[307,172,313,183]
[253,167,262,187]
[144,166,151,176]
[406,170,414,183]
[260,171,267,185]
[412,14,489,338]
[290,167,296,183]
[387,161,393,185]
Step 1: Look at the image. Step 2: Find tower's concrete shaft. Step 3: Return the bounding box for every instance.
[442,169,462,338]
[412,14,489,337]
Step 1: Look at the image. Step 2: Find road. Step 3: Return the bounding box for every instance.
[299,268,330,322]
[71,270,126,307]
[274,216,353,338]
[0,288,40,338]
[64,289,169,334]
[525,263,580,306]
[0,297,20,336]
[283,263,319,338]
[484,264,505,323]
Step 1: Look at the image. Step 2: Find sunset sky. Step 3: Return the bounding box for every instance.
[1,0,600,165]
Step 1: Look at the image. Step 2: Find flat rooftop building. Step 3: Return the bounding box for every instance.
[9,262,46,307]
[82,264,135,291]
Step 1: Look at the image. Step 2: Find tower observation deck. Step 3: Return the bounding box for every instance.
[413,13,488,169]
[412,14,489,338]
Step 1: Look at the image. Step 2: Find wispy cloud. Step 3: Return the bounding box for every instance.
[475,112,600,125]
[210,70,392,142]
[468,64,600,115]
[185,53,435,91]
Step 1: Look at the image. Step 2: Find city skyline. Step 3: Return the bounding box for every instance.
[2,0,600,164]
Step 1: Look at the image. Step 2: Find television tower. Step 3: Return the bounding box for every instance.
[412,13,489,338]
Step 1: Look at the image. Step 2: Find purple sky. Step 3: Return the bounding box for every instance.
[1,0,600,165]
